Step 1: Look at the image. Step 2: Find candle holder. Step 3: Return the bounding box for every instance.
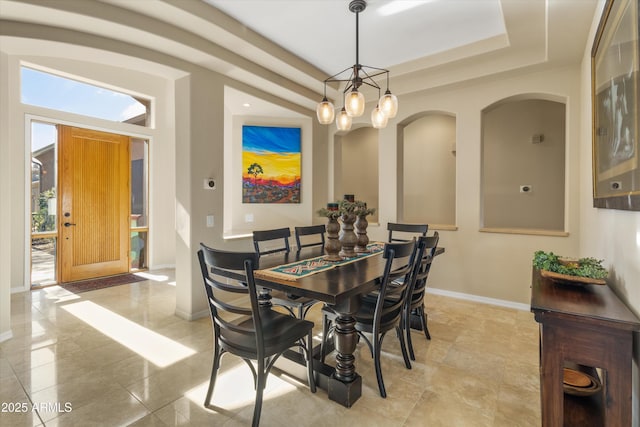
[354,201,375,253]
[317,205,342,261]
[324,216,342,261]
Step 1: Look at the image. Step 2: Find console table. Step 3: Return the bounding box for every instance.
[530,268,640,426]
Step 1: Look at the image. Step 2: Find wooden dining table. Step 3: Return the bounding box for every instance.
[248,244,444,408]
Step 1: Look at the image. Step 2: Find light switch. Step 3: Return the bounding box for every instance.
[245,213,254,223]
[206,215,214,227]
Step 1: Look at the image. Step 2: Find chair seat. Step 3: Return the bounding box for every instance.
[322,300,400,334]
[270,290,318,317]
[220,309,314,358]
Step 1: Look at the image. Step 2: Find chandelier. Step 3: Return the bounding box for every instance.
[316,0,398,131]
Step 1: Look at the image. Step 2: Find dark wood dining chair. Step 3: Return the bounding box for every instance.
[198,243,316,427]
[387,222,428,243]
[252,227,318,321]
[403,232,439,360]
[320,239,416,398]
[252,227,291,255]
[294,224,326,251]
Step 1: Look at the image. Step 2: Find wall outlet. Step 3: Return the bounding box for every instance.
[204,178,216,190]
[206,215,214,227]
[245,213,254,223]
[520,185,532,193]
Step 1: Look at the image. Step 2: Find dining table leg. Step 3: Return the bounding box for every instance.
[327,298,362,407]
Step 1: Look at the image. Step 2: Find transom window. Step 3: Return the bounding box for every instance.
[20,66,150,126]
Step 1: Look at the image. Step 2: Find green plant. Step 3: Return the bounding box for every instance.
[32,188,56,232]
[317,207,341,220]
[532,250,608,279]
[319,199,376,219]
[338,199,357,214]
[353,200,376,217]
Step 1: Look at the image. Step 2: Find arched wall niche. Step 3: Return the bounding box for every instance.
[481,93,567,233]
[333,124,379,223]
[397,111,457,228]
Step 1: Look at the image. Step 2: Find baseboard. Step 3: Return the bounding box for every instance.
[426,287,530,311]
[174,308,209,321]
[148,264,175,270]
[0,330,13,343]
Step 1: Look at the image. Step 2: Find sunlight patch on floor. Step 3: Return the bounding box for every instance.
[62,300,196,367]
[42,286,81,303]
[185,363,297,411]
[133,272,170,282]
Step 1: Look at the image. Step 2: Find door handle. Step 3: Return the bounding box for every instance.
[64,222,76,227]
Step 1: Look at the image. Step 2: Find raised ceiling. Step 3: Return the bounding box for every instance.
[0,0,598,114]
[205,0,507,76]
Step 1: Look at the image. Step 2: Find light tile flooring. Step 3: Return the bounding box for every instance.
[1,270,541,426]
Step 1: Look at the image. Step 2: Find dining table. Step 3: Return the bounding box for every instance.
[245,243,445,408]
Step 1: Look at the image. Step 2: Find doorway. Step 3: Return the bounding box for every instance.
[58,126,131,282]
[30,122,149,285]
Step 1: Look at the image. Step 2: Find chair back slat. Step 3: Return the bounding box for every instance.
[387,222,428,243]
[369,240,416,327]
[253,227,291,256]
[198,245,264,342]
[294,224,326,251]
[408,232,440,308]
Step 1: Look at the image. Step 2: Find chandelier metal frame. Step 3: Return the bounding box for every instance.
[316,0,398,130]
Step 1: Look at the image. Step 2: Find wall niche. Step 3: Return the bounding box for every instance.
[398,113,456,228]
[481,97,566,233]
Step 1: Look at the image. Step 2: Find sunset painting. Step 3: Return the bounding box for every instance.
[242,125,301,203]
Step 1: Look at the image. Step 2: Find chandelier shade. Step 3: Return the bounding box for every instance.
[379,89,398,118]
[316,97,335,124]
[371,104,388,129]
[316,0,398,130]
[345,89,365,117]
[336,107,353,131]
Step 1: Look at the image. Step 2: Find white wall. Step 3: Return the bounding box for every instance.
[0,51,13,342]
[579,1,640,424]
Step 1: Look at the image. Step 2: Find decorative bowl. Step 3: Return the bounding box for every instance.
[540,269,606,286]
[563,367,602,396]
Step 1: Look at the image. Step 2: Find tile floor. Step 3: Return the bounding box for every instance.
[0,270,541,426]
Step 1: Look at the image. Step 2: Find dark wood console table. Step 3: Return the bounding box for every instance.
[530,269,640,426]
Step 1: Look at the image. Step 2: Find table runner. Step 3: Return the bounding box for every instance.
[256,242,385,282]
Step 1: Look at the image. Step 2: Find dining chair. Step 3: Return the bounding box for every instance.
[294,224,326,251]
[198,243,316,427]
[403,232,439,360]
[252,227,318,321]
[252,227,292,255]
[387,222,428,243]
[320,239,416,398]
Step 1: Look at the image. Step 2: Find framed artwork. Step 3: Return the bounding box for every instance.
[591,0,640,210]
[242,125,301,203]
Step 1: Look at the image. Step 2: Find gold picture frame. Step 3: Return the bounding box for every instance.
[592,0,640,210]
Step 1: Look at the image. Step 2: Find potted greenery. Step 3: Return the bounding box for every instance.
[532,250,608,285]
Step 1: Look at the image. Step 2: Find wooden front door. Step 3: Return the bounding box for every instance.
[58,126,130,282]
